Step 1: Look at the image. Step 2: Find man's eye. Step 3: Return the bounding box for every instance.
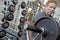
[50,6,55,9]
[50,6,53,8]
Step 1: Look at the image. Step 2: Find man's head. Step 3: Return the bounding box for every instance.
[45,0,57,16]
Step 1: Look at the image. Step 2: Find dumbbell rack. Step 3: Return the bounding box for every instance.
[0,0,45,40]
[0,26,19,40]
[0,0,20,40]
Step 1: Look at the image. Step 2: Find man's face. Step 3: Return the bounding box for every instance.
[45,3,56,15]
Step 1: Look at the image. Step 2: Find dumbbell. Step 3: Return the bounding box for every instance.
[21,10,27,16]
[21,1,26,9]
[17,31,23,37]
[8,5,15,12]
[12,0,18,5]
[2,21,9,29]
[0,30,6,38]
[20,17,27,24]
[4,13,14,21]
[4,1,7,6]
[18,24,24,30]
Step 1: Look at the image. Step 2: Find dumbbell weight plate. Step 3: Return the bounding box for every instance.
[20,17,26,24]
[17,31,23,37]
[21,1,26,9]
[35,17,58,40]
[18,24,24,30]
[8,5,15,12]
[21,10,27,16]
[12,0,18,5]
[2,21,9,29]
[0,30,6,38]
[4,13,14,21]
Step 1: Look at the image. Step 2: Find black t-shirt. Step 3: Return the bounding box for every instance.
[32,11,53,40]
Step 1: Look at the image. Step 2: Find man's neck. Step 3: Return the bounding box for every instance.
[44,10,51,17]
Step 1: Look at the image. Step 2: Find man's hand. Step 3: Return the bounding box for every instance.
[25,21,34,26]
[25,21,34,40]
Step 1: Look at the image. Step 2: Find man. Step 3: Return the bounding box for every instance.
[20,0,57,40]
[26,0,57,40]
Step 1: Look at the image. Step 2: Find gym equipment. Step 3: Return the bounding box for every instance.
[20,17,27,24]
[8,5,15,12]
[26,16,58,40]
[21,1,26,9]
[0,30,6,38]
[4,1,7,5]
[18,31,23,37]
[2,21,9,29]
[18,24,24,30]
[21,10,27,16]
[35,17,58,40]
[0,0,18,40]
[12,0,18,5]
[4,13,14,21]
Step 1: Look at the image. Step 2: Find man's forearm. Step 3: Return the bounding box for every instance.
[28,31,33,40]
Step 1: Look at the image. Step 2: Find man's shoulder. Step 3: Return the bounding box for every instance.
[35,11,45,17]
[36,12,43,15]
[32,12,45,23]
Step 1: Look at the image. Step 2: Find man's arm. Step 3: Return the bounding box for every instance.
[26,21,34,40]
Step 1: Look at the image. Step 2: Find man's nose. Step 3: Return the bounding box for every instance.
[51,8,54,11]
[51,7,55,11]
